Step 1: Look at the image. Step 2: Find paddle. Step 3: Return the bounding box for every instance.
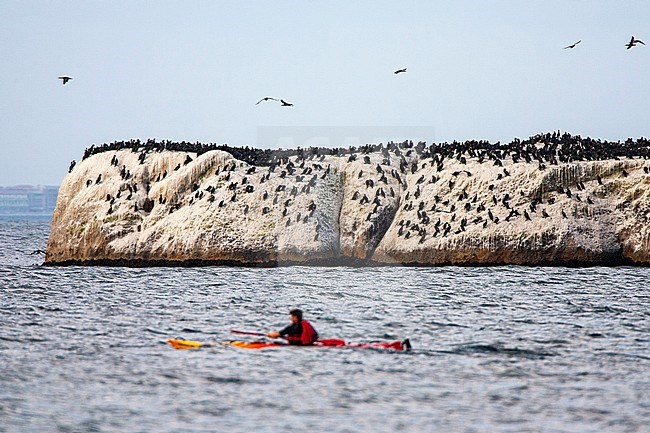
[168,339,216,349]
[230,329,288,341]
[169,330,271,350]
[230,329,267,337]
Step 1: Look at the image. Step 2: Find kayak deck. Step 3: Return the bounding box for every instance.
[168,338,410,351]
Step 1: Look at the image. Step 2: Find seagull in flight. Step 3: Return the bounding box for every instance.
[626,36,645,49]
[58,76,72,85]
[255,97,279,105]
[563,40,581,49]
[394,68,407,74]
[280,99,294,107]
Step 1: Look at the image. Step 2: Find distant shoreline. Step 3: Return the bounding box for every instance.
[0,214,53,220]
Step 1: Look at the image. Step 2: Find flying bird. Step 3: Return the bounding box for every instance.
[280,99,293,107]
[255,97,279,105]
[58,76,72,85]
[394,68,407,74]
[563,40,581,49]
[626,36,645,49]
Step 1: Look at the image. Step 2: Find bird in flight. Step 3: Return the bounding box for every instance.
[280,99,294,107]
[255,97,279,105]
[394,68,407,74]
[626,36,645,49]
[58,76,72,85]
[563,40,581,49]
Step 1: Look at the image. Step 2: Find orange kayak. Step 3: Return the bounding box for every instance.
[168,338,410,351]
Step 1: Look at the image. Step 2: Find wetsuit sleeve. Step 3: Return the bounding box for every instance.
[279,323,298,337]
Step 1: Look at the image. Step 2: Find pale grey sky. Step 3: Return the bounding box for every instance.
[1,1,648,185]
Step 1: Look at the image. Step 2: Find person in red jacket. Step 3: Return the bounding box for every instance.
[266,309,319,345]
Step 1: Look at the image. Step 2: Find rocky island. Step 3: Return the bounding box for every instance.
[45,132,650,266]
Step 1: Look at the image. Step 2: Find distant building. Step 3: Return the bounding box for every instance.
[0,185,59,216]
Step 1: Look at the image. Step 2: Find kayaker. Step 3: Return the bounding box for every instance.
[266,308,319,345]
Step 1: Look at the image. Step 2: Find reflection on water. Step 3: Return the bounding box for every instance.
[1,219,649,432]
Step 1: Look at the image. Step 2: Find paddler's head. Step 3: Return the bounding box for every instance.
[289,308,303,324]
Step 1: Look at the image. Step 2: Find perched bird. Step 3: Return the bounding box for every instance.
[626,36,645,49]
[394,68,407,74]
[58,76,72,85]
[255,97,279,105]
[563,40,581,49]
[280,99,294,107]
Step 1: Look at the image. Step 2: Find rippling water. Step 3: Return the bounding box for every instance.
[1,218,649,432]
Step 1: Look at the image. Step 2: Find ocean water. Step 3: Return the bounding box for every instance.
[1,219,649,433]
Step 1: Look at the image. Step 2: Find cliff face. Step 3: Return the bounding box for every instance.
[374,159,650,264]
[46,147,650,266]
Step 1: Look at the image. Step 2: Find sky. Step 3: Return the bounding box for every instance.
[1,1,649,185]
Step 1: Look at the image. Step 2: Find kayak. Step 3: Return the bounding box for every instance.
[168,338,410,350]
[168,338,411,351]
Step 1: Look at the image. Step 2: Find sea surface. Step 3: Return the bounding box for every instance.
[1,218,649,433]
